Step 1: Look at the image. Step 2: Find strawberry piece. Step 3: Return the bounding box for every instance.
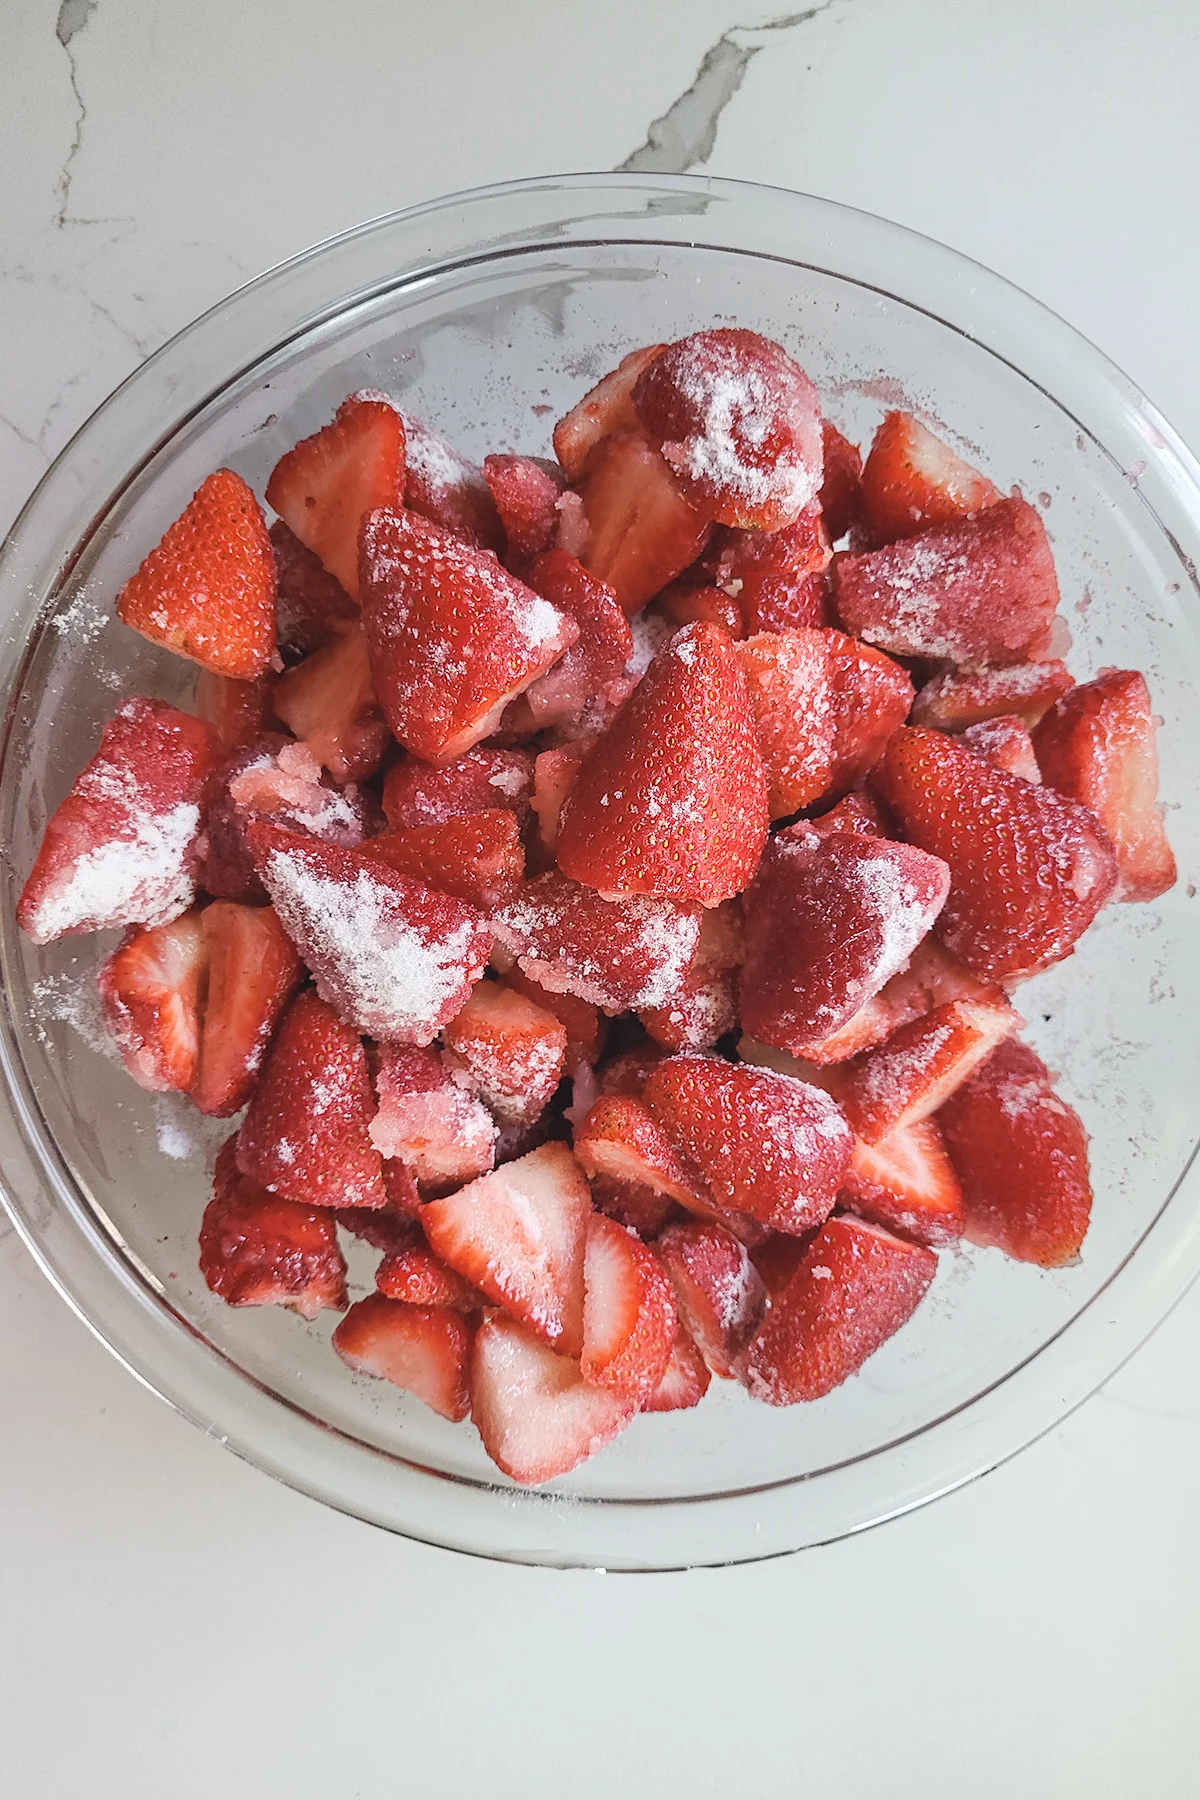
[573,430,713,615]
[521,550,634,727]
[596,1040,669,1099]
[654,1220,767,1379]
[878,726,1118,981]
[442,979,568,1126]
[237,989,386,1209]
[248,822,491,1043]
[573,1094,711,1213]
[339,1200,421,1251]
[368,1044,495,1189]
[657,581,746,638]
[588,1175,679,1240]
[531,748,584,855]
[739,830,950,1056]
[380,1156,424,1218]
[747,1230,812,1299]
[833,496,1060,669]
[269,519,358,658]
[1033,668,1176,902]
[804,933,990,1067]
[825,631,914,789]
[18,697,218,945]
[471,1312,636,1484]
[840,991,1021,1144]
[807,789,891,840]
[553,345,667,480]
[501,967,604,1065]
[271,622,390,782]
[556,621,769,906]
[860,410,1000,546]
[194,670,273,754]
[817,421,864,543]
[642,1322,712,1412]
[190,901,304,1116]
[961,714,1041,784]
[266,394,404,600]
[911,659,1074,732]
[200,1136,347,1319]
[334,1296,474,1421]
[841,1116,965,1248]
[939,1038,1092,1266]
[639,969,738,1052]
[483,454,567,569]
[742,1215,937,1403]
[706,507,833,635]
[581,1212,677,1405]
[97,910,208,1092]
[375,1246,482,1313]
[737,629,836,815]
[643,1056,853,1235]
[362,810,524,911]
[632,328,823,531]
[382,746,534,831]
[200,736,369,903]
[423,1142,592,1355]
[401,412,504,552]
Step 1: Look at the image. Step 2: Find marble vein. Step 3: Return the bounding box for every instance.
[54,0,98,228]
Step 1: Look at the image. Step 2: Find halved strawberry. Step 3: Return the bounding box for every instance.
[817,421,864,543]
[362,810,524,911]
[18,697,218,945]
[531,748,584,856]
[654,1219,767,1379]
[471,1312,637,1484]
[333,1296,474,1421]
[706,506,832,634]
[442,979,568,1126]
[367,1043,495,1189]
[271,621,390,782]
[573,430,713,614]
[401,412,504,552]
[803,933,990,1067]
[194,669,273,754]
[553,345,667,480]
[190,901,304,1116]
[501,967,604,1065]
[841,1117,965,1246]
[859,410,1000,546]
[960,714,1041,783]
[237,989,386,1209]
[632,328,823,532]
[657,581,746,637]
[878,726,1118,981]
[581,1212,677,1405]
[200,1136,347,1319]
[840,991,1021,1144]
[269,518,358,658]
[911,659,1074,732]
[521,550,634,727]
[200,735,369,904]
[1033,668,1175,902]
[741,1215,937,1403]
[98,910,208,1092]
[736,628,835,815]
[266,394,405,600]
[382,746,534,831]
[375,1245,483,1312]
[573,1094,711,1214]
[642,1322,712,1412]
[483,453,568,571]
[939,1037,1092,1266]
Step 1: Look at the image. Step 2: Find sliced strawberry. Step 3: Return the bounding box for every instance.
[825,631,914,789]
[334,1296,474,1421]
[531,748,584,856]
[817,421,864,543]
[375,1246,483,1312]
[401,412,504,552]
[368,1044,495,1189]
[804,933,990,1067]
[200,1136,347,1319]
[97,910,208,1092]
[501,967,604,1065]
[573,430,714,615]
[194,669,273,754]
[961,714,1041,784]
[736,629,836,816]
[483,453,568,570]
[269,518,358,657]
[1033,668,1175,902]
[380,1156,424,1218]
[271,621,390,782]
[657,580,746,638]
[596,1040,669,1099]
[588,1175,679,1240]
[521,550,634,727]
[471,1312,637,1484]
[442,979,567,1126]
[266,394,404,600]
[18,697,218,945]
[706,506,832,634]
[860,410,1000,545]
[939,1038,1092,1266]
[833,497,1060,669]
[200,735,369,904]
[654,1219,767,1379]
[642,1322,712,1412]
[741,1215,937,1403]
[552,344,667,479]
[573,1093,711,1214]
[362,810,524,911]
[841,1117,965,1246]
[878,726,1118,981]
[911,659,1074,732]
[190,901,304,1116]
[840,991,1021,1145]
[382,745,534,832]
[581,1212,677,1405]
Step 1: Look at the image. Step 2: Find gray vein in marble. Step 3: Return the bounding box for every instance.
[54,0,98,227]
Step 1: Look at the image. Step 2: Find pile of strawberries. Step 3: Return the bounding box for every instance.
[19,327,1175,1484]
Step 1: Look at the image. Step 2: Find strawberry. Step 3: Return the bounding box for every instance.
[911,659,1074,732]
[339,1197,422,1251]
[632,328,823,531]
[806,788,891,841]
[573,1094,711,1213]
[581,1212,677,1405]
[573,431,713,614]
[639,968,738,1053]
[747,1230,812,1299]
[382,745,534,831]
[266,393,405,599]
[194,669,273,754]
[98,910,208,1092]
[362,810,524,911]
[736,629,834,816]
[401,412,504,552]
[825,631,914,789]
[237,989,386,1210]
[248,822,491,1043]
[442,979,568,1126]
[501,967,605,1065]
[367,1044,495,1190]
[531,748,584,856]
[553,344,667,480]
[190,901,304,1116]
[200,736,369,904]
[269,518,357,657]
[834,497,1060,670]
[642,1322,712,1412]
[1033,668,1176,902]
[859,410,1000,546]
[878,726,1118,981]
[961,714,1041,784]
[841,1116,965,1248]
[939,1038,1092,1266]
[18,697,218,945]
[483,453,567,569]
[657,581,746,638]
[375,1245,483,1312]
[471,1313,637,1485]
[200,1136,348,1319]
[741,1215,937,1403]
[271,622,390,782]
[521,550,634,727]
[840,991,1021,1144]
[588,1175,679,1240]
[803,933,990,1067]
[705,506,833,635]
[817,421,864,543]
[654,1220,767,1378]
[595,1040,669,1099]
[333,1296,474,1421]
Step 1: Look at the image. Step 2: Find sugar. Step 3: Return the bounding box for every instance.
[28,780,199,942]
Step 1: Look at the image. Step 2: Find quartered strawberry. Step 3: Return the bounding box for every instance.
[116,468,276,679]
[803,932,990,1067]
[271,621,390,782]
[741,1215,937,1403]
[200,1136,347,1319]
[588,1175,679,1240]
[573,430,713,614]
[501,967,604,1065]
[834,497,1060,669]
[911,659,1074,732]
[552,344,666,479]
[840,990,1021,1144]
[642,1322,712,1412]
[269,518,358,658]
[878,726,1118,981]
[442,979,568,1126]
[581,1212,677,1406]
[382,746,534,832]
[632,328,823,531]
[248,822,491,1044]
[859,410,1000,545]
[817,421,864,543]
[806,788,891,841]
[530,748,584,856]
[98,909,208,1092]
[367,1043,495,1190]
[961,714,1041,783]
[266,393,405,600]
[657,581,746,638]
[639,968,738,1053]
[401,412,504,553]
[375,1245,483,1312]
[521,550,634,727]
[362,810,524,911]
[736,629,836,815]
[18,697,218,945]
[200,735,369,904]
[595,1040,669,1099]
[194,669,274,755]
[825,631,915,790]
[573,1094,711,1214]
[654,1219,767,1379]
[237,989,386,1210]
[483,453,568,570]
[333,1296,474,1421]
[471,1312,637,1485]
[1033,668,1176,902]
[380,1155,424,1218]
[841,1117,965,1247]
[190,901,304,1116]
[939,1037,1092,1266]
[706,506,832,635]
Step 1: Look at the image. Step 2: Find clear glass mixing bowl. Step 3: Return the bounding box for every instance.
[2,174,1198,1570]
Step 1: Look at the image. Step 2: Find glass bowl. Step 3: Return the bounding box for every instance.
[2,174,1199,1571]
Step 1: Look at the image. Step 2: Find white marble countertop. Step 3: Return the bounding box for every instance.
[3,3,1199,1793]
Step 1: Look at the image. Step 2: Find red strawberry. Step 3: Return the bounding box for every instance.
[190,902,305,1116]
[380,1156,424,1218]
[573,431,713,614]
[860,410,1000,545]
[200,735,370,904]
[595,1041,669,1099]
[911,659,1074,732]
[639,968,738,1053]
[961,714,1041,784]
[200,1136,348,1319]
[269,518,358,658]
[194,669,273,754]
[657,581,746,638]
[501,967,604,1065]
[375,1246,482,1312]
[237,989,386,1209]
[939,1038,1092,1266]
[382,746,534,832]
[362,810,524,911]
[817,421,864,543]
[825,631,914,789]
[834,496,1060,669]
[840,991,1021,1144]
[878,726,1118,981]
[401,412,504,553]
[442,979,568,1126]
[632,328,823,531]
[588,1175,679,1240]
[271,621,390,782]
[471,1313,637,1484]
[736,629,835,815]
[803,932,990,1067]
[706,506,833,635]
[553,344,667,480]
[531,748,584,856]
[573,1094,711,1212]
[581,1212,677,1405]
[266,393,405,600]
[807,788,891,841]
[18,697,218,945]
[339,1199,422,1251]
[841,1117,965,1247]
[334,1296,474,1421]
[248,822,491,1043]
[1033,668,1175,902]
[98,910,208,1092]
[747,1230,812,1299]
[521,550,634,727]
[742,1215,937,1403]
[368,1044,495,1190]
[642,1322,712,1412]
[654,1219,767,1378]
[483,453,568,570]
